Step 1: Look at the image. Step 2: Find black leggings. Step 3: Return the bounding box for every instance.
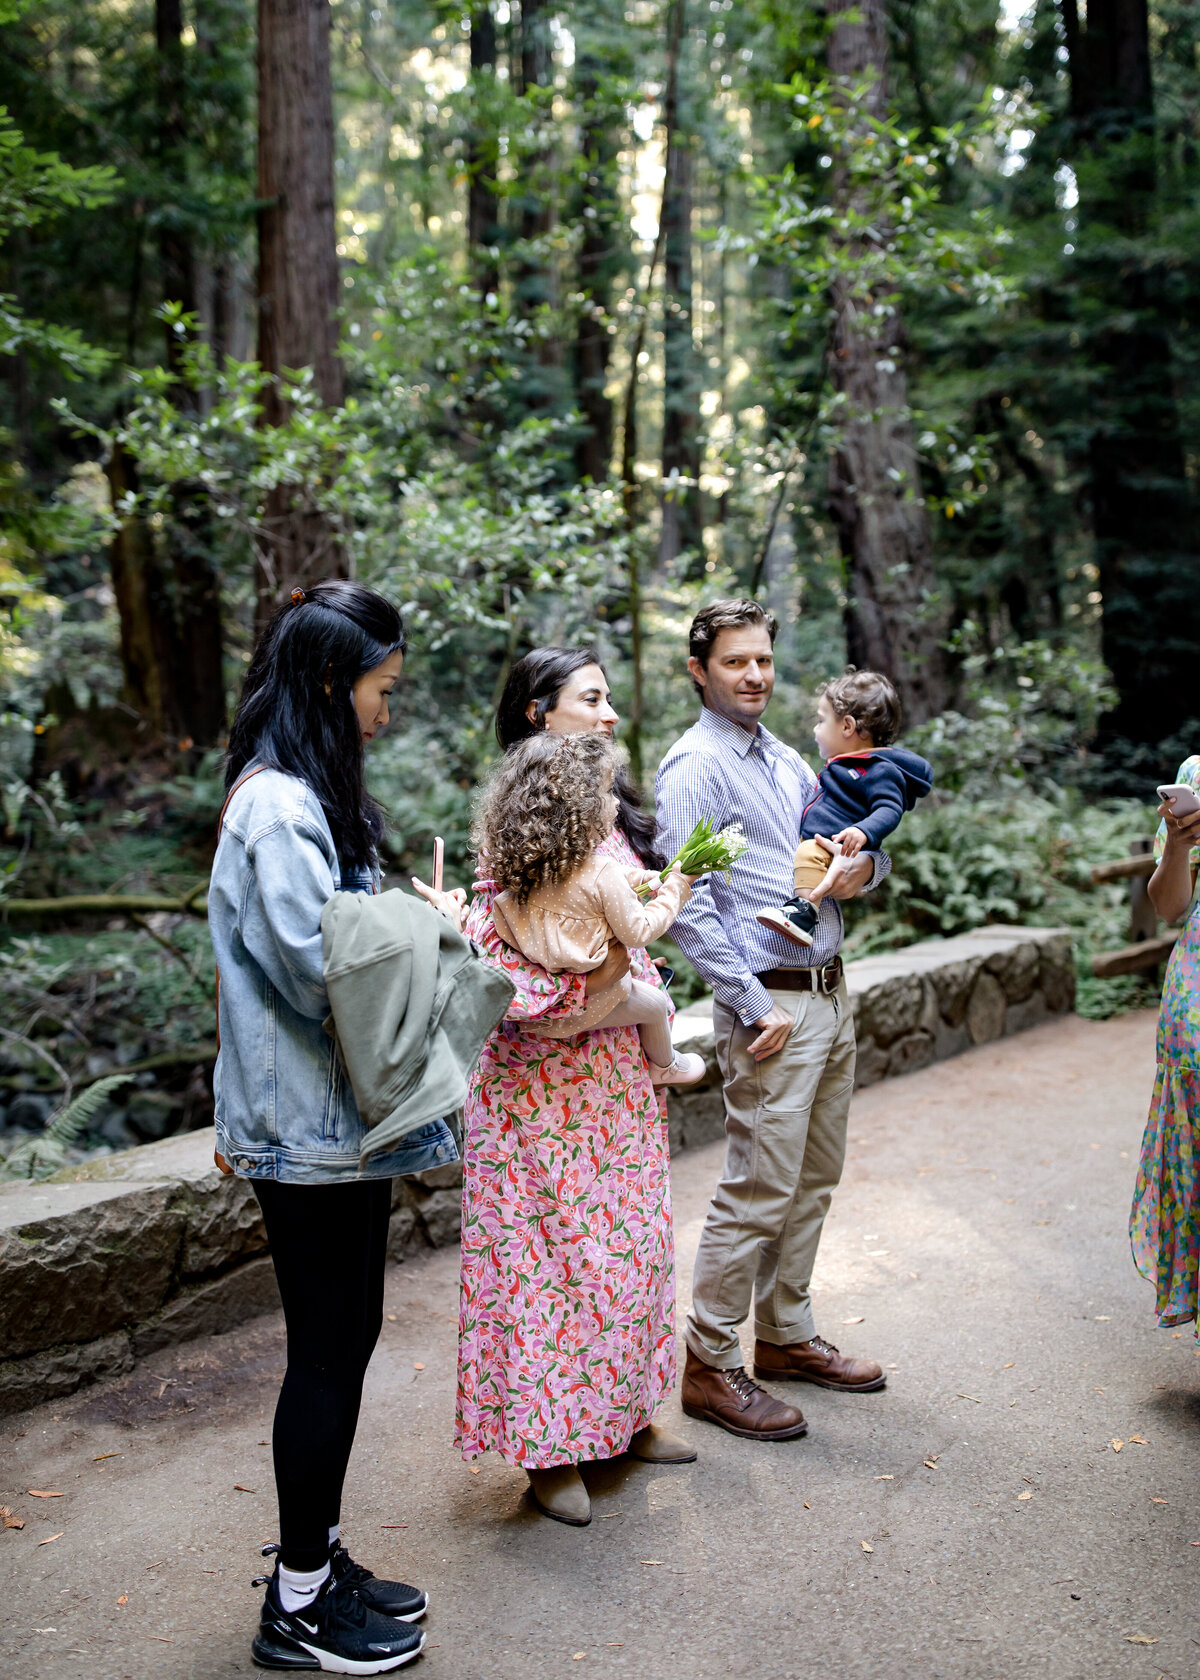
[253,1177,392,1572]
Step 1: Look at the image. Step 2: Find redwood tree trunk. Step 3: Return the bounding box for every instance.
[572,16,622,483]
[659,93,702,566]
[826,0,948,725]
[467,5,501,303]
[256,0,346,627]
[1062,0,1197,760]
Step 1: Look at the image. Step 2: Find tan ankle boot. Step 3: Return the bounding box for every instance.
[526,1465,591,1526]
[628,1423,697,1463]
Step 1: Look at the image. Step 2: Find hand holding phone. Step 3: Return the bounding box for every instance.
[1157,783,1200,819]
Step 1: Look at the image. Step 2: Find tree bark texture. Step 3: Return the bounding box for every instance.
[659,101,702,565]
[1062,0,1198,756]
[825,0,948,725]
[572,20,623,482]
[256,0,346,626]
[513,0,560,404]
[467,5,501,303]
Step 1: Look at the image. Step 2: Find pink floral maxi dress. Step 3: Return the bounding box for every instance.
[1130,754,1200,1328]
[455,827,677,1468]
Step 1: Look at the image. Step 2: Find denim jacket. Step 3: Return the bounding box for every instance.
[209,764,458,1184]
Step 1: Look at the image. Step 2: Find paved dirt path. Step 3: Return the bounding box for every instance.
[3,1008,1197,1680]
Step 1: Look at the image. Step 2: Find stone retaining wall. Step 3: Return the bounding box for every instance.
[0,925,1073,1415]
[666,924,1074,1154]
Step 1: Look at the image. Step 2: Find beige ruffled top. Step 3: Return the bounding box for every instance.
[492,854,691,1025]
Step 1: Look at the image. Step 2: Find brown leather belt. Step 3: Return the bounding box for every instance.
[755,958,843,995]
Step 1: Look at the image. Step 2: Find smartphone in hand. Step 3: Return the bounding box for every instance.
[432,836,444,893]
[1157,784,1200,819]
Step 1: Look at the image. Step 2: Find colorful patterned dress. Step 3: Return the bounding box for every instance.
[455,826,677,1468]
[1130,755,1200,1328]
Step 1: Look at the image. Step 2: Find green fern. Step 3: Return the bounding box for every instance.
[1,1073,135,1182]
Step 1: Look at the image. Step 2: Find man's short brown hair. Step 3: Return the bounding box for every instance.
[689,598,779,671]
[821,668,902,746]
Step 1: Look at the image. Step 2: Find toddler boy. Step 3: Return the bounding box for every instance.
[756,669,933,948]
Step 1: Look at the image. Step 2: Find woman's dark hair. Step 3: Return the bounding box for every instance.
[226,579,406,869]
[496,647,665,870]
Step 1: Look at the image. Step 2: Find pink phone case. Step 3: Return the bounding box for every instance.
[433,837,444,893]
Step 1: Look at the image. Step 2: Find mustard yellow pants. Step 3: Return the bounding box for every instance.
[792,837,835,895]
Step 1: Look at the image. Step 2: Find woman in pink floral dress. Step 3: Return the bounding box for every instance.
[455,648,696,1525]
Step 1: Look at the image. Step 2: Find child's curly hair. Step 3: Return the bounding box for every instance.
[821,667,901,747]
[473,732,617,905]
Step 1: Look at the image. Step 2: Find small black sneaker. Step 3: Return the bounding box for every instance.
[330,1542,428,1623]
[250,1565,425,1672]
[755,897,817,947]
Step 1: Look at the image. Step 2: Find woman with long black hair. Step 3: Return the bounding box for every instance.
[210,580,462,1673]
[456,648,695,1526]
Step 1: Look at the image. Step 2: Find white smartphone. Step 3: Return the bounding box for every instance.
[432,836,444,893]
[1157,783,1200,819]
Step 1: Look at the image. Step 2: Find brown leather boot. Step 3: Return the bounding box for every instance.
[753,1334,886,1392]
[681,1348,808,1440]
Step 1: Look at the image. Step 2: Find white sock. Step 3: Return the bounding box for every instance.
[328,1524,340,1549]
[278,1560,331,1614]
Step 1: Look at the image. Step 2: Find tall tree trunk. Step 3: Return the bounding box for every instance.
[156,0,225,748]
[1062,0,1197,758]
[572,17,622,483]
[256,0,346,628]
[467,4,501,303]
[513,0,559,405]
[659,67,702,566]
[105,444,176,738]
[617,0,682,782]
[825,0,948,725]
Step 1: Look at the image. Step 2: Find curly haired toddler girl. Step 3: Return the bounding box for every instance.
[474,732,706,1087]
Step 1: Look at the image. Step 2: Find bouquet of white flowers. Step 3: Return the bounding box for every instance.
[634,818,749,898]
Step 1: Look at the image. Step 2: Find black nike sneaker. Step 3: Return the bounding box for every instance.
[755,896,818,947]
[250,1563,425,1672]
[329,1542,428,1623]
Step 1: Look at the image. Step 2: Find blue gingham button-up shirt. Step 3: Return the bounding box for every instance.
[654,705,890,1027]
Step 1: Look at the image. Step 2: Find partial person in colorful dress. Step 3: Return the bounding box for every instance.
[1130,757,1200,1332]
[455,648,695,1528]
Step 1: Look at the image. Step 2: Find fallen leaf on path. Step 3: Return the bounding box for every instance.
[874,1475,894,1480]
[37,1533,64,1546]
[1034,1220,1051,1227]
[1017,1490,1033,1501]
[1150,1498,1167,1505]
[1094,1315,1111,1322]
[841,1316,864,1325]
[956,1393,982,1403]
[572,1654,585,1661]
[233,1485,256,1494]
[1,1506,24,1529]
[1002,1362,1015,1369]
[28,1490,63,1498]
[924,1458,939,1470]
[1126,1635,1158,1645]
[413,1363,425,1371]
[606,1643,624,1648]
[803,1502,810,1509]
[1127,1434,1148,1444]
[468,1467,480,1475]
[640,1559,665,1566]
[32,1628,57,1633]
[861,1541,874,1553]
[93,1453,121,1462]
[148,1636,173,1643]
[386,1314,397,1322]
[117,1595,128,1605]
[1111,1440,1124,1452]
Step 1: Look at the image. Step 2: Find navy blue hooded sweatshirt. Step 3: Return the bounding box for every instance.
[799,746,934,852]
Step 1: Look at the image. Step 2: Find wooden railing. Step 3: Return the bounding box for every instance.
[1089,839,1179,977]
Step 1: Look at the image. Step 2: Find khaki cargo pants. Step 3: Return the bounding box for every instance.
[685,981,856,1368]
